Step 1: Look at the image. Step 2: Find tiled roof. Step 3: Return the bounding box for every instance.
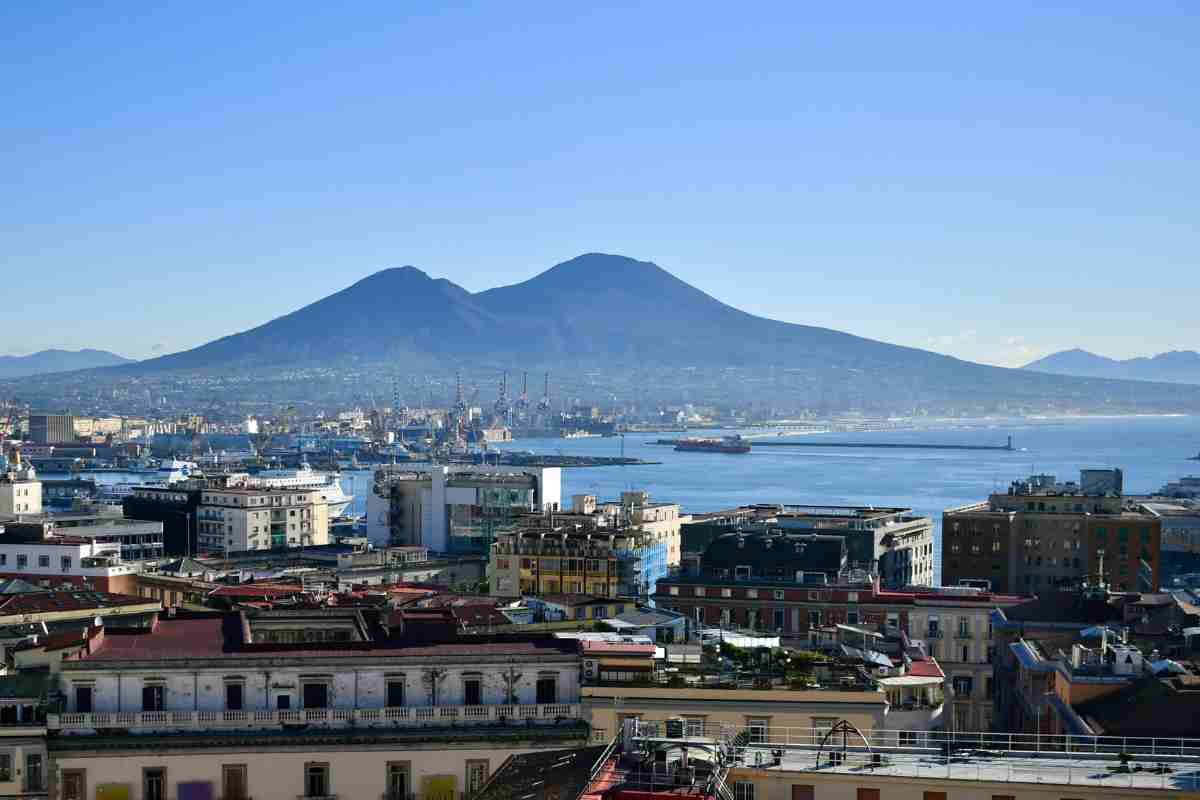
[208,584,306,599]
[0,591,154,616]
[907,659,945,679]
[70,615,579,662]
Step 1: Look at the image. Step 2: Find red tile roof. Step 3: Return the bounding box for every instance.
[208,584,306,599]
[907,659,945,679]
[0,591,155,616]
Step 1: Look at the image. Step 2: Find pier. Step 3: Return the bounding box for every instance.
[751,434,1014,452]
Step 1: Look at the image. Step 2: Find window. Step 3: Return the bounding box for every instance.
[684,716,705,737]
[808,610,820,628]
[143,768,166,800]
[222,764,248,800]
[386,762,410,800]
[26,753,44,792]
[734,781,755,800]
[225,682,244,711]
[846,609,859,626]
[746,588,758,599]
[62,556,73,571]
[856,790,880,800]
[791,787,815,800]
[952,675,974,696]
[387,679,405,707]
[464,676,482,706]
[0,755,10,782]
[277,694,291,710]
[38,555,50,568]
[773,609,786,630]
[16,555,26,569]
[669,586,679,596]
[536,674,558,704]
[75,685,93,713]
[746,717,769,743]
[924,793,947,800]
[304,763,330,798]
[466,759,490,795]
[927,615,941,637]
[142,684,165,712]
[958,617,970,637]
[773,590,785,600]
[61,770,86,800]
[302,682,329,709]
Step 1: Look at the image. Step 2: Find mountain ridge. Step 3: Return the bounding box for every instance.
[0,348,133,379]
[1023,348,1200,385]
[70,253,1200,413]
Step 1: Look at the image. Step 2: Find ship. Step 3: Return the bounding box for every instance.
[673,435,752,454]
[251,461,354,516]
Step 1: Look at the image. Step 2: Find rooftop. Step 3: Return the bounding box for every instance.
[475,745,611,800]
[0,590,156,617]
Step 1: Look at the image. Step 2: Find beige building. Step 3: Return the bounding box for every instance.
[582,685,887,746]
[197,484,329,554]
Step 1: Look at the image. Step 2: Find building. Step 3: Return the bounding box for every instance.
[0,515,164,593]
[489,504,677,599]
[48,608,587,800]
[990,584,1200,737]
[1142,500,1200,585]
[123,483,202,557]
[26,413,74,445]
[196,478,330,555]
[368,465,562,553]
[943,468,1163,593]
[654,555,1025,732]
[0,672,49,798]
[681,504,934,589]
[0,449,40,518]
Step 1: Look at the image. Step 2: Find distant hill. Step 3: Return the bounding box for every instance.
[0,348,133,378]
[87,253,1200,413]
[1024,348,1200,385]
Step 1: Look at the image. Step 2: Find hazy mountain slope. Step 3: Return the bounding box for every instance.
[1025,348,1200,384]
[0,348,133,378]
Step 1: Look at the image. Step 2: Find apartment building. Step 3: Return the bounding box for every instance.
[48,608,586,800]
[943,469,1163,594]
[489,501,680,599]
[196,483,329,555]
[681,504,934,589]
[27,413,74,445]
[367,464,562,552]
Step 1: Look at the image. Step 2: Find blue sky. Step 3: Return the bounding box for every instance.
[3,2,1197,366]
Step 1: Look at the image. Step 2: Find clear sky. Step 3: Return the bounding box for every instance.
[3,2,1197,366]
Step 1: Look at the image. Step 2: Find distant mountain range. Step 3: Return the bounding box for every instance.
[97,253,1200,414]
[0,348,133,378]
[1023,348,1200,385]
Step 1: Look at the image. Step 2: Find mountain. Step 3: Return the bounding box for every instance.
[1024,348,1200,385]
[0,348,133,378]
[80,253,1200,413]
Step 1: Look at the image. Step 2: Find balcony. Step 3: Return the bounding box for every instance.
[48,703,581,734]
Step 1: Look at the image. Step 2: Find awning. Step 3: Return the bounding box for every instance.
[598,657,655,669]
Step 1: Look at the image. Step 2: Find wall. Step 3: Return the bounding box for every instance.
[52,739,582,800]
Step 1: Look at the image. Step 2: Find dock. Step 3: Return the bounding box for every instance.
[752,435,1014,452]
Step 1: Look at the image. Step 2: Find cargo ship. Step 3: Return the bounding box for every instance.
[674,435,751,454]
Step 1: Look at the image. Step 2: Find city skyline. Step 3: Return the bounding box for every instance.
[5,2,1199,365]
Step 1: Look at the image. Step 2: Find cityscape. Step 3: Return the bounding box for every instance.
[6,3,1200,800]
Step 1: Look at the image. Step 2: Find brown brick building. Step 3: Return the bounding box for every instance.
[942,470,1162,594]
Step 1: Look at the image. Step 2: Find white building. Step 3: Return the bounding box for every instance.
[367,465,561,552]
[0,449,41,518]
[49,608,586,800]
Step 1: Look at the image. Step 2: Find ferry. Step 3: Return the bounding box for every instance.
[674,435,752,454]
[251,461,354,516]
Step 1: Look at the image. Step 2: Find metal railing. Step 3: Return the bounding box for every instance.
[48,703,581,733]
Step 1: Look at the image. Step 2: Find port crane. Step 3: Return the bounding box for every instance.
[537,372,551,412]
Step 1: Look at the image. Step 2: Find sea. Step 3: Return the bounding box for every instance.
[55,415,1200,584]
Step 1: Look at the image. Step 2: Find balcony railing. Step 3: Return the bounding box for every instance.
[48,703,581,734]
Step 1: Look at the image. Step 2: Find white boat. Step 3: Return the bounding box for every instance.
[251,461,354,516]
[158,459,199,484]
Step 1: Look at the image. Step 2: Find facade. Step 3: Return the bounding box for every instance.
[654,568,1023,732]
[489,507,678,600]
[943,469,1163,594]
[196,482,330,555]
[48,609,587,800]
[1142,500,1200,584]
[123,484,202,557]
[27,414,74,445]
[681,505,934,589]
[368,465,563,553]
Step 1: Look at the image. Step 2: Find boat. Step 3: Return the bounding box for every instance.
[1189,452,1200,461]
[157,459,199,483]
[560,430,601,439]
[250,461,354,516]
[674,435,752,454]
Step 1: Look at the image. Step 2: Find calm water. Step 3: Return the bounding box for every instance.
[62,416,1200,584]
